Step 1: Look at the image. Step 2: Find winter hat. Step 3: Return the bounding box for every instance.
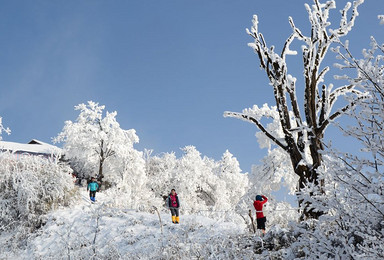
[255,195,262,201]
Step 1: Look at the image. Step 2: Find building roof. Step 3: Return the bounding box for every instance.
[0,139,62,156]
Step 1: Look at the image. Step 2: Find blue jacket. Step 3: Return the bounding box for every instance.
[88,181,99,192]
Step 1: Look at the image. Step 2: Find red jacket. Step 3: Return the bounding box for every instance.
[168,193,180,208]
[253,195,268,219]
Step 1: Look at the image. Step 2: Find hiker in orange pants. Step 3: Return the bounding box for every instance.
[167,189,180,224]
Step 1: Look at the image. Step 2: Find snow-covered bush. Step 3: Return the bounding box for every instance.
[145,151,177,200]
[103,147,159,209]
[0,152,76,231]
[290,155,384,259]
[146,146,249,218]
[213,150,249,212]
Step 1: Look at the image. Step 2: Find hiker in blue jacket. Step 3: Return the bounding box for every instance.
[87,177,99,202]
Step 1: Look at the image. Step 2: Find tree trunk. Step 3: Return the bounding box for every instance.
[290,133,325,220]
[297,165,323,220]
[225,0,364,220]
[98,140,105,184]
[98,158,104,184]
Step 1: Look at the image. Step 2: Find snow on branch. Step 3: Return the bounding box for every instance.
[0,116,11,141]
[332,37,384,97]
[224,111,288,151]
[318,92,368,133]
[329,0,364,38]
[379,15,384,25]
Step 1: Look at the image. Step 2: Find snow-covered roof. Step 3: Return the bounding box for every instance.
[0,139,62,156]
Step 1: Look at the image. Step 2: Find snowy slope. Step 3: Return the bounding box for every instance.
[3,190,249,259]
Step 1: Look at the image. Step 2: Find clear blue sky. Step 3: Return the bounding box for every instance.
[0,0,383,173]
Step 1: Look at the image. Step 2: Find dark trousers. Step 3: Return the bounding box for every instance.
[170,208,179,217]
[256,217,266,230]
[89,190,96,198]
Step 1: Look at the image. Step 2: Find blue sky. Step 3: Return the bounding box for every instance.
[0,0,383,174]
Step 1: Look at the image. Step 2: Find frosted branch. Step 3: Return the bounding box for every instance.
[319,94,367,133]
[330,0,364,38]
[224,111,288,151]
[0,117,11,141]
[379,15,384,25]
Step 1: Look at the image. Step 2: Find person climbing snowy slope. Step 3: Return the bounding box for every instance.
[87,177,99,202]
[167,189,180,224]
[253,195,268,235]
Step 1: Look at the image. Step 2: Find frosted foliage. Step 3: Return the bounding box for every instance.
[146,146,249,217]
[253,148,297,195]
[174,146,216,211]
[104,147,154,209]
[333,36,384,161]
[243,104,286,149]
[293,155,384,258]
[54,101,153,208]
[55,101,139,179]
[238,147,299,228]
[282,7,384,259]
[0,152,76,232]
[292,34,384,258]
[225,0,366,220]
[225,0,364,172]
[145,152,177,200]
[214,150,249,211]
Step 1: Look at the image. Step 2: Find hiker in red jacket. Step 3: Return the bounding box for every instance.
[253,195,268,235]
[167,189,180,224]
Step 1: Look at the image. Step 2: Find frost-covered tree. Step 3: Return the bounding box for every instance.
[145,151,178,200]
[170,146,219,211]
[281,18,384,258]
[225,0,365,219]
[55,101,139,184]
[213,150,249,211]
[301,22,384,258]
[55,101,154,208]
[104,141,153,208]
[146,146,249,215]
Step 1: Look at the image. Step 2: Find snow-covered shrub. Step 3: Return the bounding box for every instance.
[213,150,249,211]
[284,150,384,259]
[146,146,249,218]
[103,147,160,209]
[145,151,177,200]
[0,152,76,231]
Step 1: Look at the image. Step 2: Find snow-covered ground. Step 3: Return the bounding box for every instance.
[1,190,250,259]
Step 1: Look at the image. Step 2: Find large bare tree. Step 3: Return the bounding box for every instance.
[225,0,365,219]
